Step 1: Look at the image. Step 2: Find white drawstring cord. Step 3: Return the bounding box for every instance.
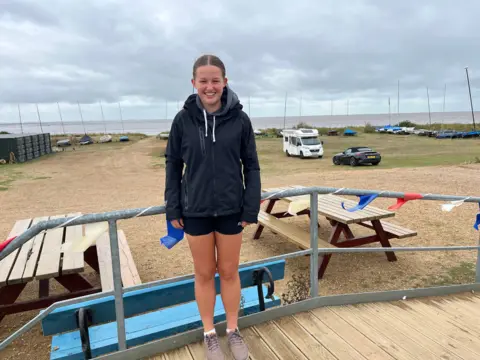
[213,116,216,142]
[203,109,208,137]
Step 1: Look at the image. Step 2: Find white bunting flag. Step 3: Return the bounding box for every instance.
[441,198,469,212]
[66,222,109,253]
[287,198,311,216]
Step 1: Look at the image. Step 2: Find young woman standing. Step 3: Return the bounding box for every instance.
[164,54,261,360]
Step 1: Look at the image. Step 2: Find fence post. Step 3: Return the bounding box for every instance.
[309,191,319,297]
[108,220,127,350]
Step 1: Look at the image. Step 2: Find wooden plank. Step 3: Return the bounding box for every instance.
[187,341,208,360]
[163,347,194,360]
[118,230,141,287]
[61,212,84,275]
[358,221,417,238]
[253,322,308,360]
[22,217,50,282]
[187,337,234,360]
[432,299,480,336]
[343,304,447,360]
[242,327,280,360]
[0,218,32,286]
[35,214,66,280]
[49,286,279,360]
[362,303,465,360]
[293,310,366,359]
[258,211,334,250]
[369,301,474,359]
[392,300,480,352]
[328,306,418,360]
[429,298,480,329]
[8,216,48,284]
[319,195,394,223]
[95,227,114,292]
[273,316,337,360]
[146,355,166,360]
[322,195,391,217]
[41,260,285,335]
[284,185,395,221]
[309,307,396,360]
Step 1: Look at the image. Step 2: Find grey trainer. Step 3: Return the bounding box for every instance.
[227,329,249,360]
[204,333,225,360]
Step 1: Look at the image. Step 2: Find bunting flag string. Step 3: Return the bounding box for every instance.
[0,236,17,253]
[388,193,423,211]
[341,193,379,212]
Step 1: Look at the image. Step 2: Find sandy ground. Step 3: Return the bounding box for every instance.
[0,137,479,359]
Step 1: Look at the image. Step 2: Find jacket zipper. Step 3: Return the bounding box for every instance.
[183,170,188,210]
[209,118,217,216]
[198,128,206,156]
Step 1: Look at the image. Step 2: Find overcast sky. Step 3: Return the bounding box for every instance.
[1,0,479,123]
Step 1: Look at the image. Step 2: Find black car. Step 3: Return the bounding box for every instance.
[332,147,381,166]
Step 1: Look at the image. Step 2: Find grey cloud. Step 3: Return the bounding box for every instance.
[2,0,58,26]
[0,0,479,116]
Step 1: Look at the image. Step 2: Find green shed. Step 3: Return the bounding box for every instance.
[0,133,52,163]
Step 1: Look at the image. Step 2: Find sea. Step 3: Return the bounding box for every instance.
[0,111,478,136]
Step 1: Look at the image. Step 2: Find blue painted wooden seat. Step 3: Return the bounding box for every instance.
[42,260,285,360]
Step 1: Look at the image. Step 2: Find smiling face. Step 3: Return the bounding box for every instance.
[192,65,227,113]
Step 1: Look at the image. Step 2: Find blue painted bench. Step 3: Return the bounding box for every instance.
[42,260,285,360]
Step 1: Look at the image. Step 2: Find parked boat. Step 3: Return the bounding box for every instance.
[56,139,71,147]
[79,134,94,145]
[99,135,112,143]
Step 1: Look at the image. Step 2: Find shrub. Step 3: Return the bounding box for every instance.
[281,273,311,305]
[364,122,376,133]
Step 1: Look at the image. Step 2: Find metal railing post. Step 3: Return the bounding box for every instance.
[309,191,319,297]
[108,220,127,350]
[476,233,480,283]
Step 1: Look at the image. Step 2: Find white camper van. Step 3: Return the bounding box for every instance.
[281,128,324,158]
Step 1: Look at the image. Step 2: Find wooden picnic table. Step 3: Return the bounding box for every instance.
[0,213,141,322]
[255,185,417,278]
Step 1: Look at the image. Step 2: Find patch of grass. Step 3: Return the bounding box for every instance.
[0,170,24,190]
[423,261,476,287]
[255,133,480,175]
[150,143,167,169]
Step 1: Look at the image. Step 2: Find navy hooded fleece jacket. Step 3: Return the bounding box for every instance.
[164,86,261,224]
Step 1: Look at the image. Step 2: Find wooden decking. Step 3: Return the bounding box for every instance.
[152,293,480,360]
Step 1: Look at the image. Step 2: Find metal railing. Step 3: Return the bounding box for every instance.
[1,185,480,357]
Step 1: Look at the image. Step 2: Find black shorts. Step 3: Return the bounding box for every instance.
[183,213,243,236]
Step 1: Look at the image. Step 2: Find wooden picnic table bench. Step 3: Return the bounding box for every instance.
[256,185,417,279]
[0,213,141,322]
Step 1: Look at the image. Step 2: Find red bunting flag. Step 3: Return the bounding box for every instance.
[0,236,16,253]
[388,193,423,210]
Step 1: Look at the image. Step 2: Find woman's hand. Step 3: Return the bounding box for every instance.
[171,219,184,229]
[241,221,251,228]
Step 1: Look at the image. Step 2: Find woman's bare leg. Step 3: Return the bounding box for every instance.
[215,231,242,330]
[186,232,217,331]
